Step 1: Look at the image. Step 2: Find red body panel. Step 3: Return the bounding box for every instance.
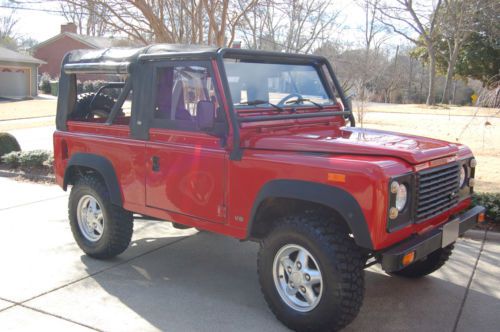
[54,117,474,251]
[145,129,227,223]
[242,126,459,164]
[54,122,146,207]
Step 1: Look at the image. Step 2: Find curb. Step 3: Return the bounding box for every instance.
[0,169,55,183]
[462,229,500,242]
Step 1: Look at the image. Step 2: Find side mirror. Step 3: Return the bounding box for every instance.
[196,100,215,130]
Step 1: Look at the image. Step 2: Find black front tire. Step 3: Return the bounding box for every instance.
[258,214,365,332]
[69,175,133,259]
[391,244,454,278]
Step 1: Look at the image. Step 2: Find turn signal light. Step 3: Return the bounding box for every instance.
[478,213,485,223]
[389,207,399,219]
[402,251,415,267]
[328,173,346,183]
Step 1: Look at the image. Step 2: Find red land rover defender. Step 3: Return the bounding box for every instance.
[54,45,485,331]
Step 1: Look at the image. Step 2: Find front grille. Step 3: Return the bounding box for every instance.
[416,163,460,221]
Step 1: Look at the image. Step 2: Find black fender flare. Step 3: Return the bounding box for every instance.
[248,179,374,250]
[63,153,123,206]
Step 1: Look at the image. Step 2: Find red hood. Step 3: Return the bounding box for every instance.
[242,127,460,164]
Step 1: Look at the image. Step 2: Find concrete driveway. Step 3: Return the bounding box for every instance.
[0,176,498,331]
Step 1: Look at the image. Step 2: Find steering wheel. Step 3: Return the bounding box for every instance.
[277,93,304,106]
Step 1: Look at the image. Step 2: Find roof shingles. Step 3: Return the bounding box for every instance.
[0,46,45,65]
[32,32,139,51]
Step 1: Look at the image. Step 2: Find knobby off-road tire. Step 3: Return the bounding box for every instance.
[71,93,116,120]
[258,214,365,332]
[69,175,133,259]
[391,244,454,278]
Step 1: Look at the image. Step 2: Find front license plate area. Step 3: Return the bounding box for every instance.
[442,219,459,248]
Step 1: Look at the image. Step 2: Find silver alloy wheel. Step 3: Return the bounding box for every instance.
[76,194,104,242]
[273,244,323,312]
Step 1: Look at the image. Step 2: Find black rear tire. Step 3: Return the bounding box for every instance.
[258,214,365,332]
[391,244,454,278]
[69,175,133,259]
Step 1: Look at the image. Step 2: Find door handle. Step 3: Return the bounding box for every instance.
[152,156,160,172]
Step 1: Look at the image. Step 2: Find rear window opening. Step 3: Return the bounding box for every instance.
[69,73,132,125]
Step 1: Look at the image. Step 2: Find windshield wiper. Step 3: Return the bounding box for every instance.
[285,98,324,109]
[240,99,284,112]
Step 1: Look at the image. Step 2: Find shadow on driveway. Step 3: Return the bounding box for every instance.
[33,231,492,332]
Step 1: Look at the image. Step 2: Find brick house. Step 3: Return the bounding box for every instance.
[32,23,133,78]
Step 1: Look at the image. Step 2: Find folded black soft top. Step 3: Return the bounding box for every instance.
[65,44,220,65]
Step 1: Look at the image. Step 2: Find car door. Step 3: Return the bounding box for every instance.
[145,61,228,223]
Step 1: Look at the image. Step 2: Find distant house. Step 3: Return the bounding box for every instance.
[0,46,45,99]
[32,23,134,78]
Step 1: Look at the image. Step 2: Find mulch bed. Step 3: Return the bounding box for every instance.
[0,164,55,184]
[475,220,500,232]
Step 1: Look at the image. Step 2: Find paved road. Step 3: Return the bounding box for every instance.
[0,176,499,331]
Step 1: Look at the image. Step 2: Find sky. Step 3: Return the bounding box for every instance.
[0,0,393,48]
[0,1,67,42]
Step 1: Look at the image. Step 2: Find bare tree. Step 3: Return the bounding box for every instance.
[203,0,259,47]
[354,0,388,125]
[439,0,486,103]
[240,0,282,50]
[240,0,341,53]
[376,45,403,103]
[60,0,258,46]
[0,10,18,49]
[358,0,387,95]
[60,1,109,36]
[377,0,443,105]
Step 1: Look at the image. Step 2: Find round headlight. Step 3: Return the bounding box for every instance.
[395,184,408,211]
[459,166,467,187]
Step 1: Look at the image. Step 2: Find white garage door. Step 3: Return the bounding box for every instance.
[0,67,30,98]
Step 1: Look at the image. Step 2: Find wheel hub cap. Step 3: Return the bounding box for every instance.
[77,195,104,242]
[290,271,303,286]
[273,244,323,312]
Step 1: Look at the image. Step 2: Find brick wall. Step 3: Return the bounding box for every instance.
[34,35,94,78]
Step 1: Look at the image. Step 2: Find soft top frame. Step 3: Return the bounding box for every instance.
[56,44,354,160]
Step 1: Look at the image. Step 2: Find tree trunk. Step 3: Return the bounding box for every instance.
[452,80,457,104]
[441,43,460,104]
[426,46,436,105]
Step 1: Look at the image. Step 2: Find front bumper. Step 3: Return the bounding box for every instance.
[381,205,485,272]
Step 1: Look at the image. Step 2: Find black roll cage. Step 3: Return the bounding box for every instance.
[56,45,354,161]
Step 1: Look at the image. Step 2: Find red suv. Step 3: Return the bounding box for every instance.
[54,45,485,331]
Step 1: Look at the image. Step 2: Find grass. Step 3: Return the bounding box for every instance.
[0,98,57,121]
[361,107,500,193]
[360,102,499,118]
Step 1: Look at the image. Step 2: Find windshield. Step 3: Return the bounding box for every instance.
[223,60,335,110]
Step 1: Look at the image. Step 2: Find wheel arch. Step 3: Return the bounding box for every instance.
[247,180,374,250]
[63,153,123,206]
